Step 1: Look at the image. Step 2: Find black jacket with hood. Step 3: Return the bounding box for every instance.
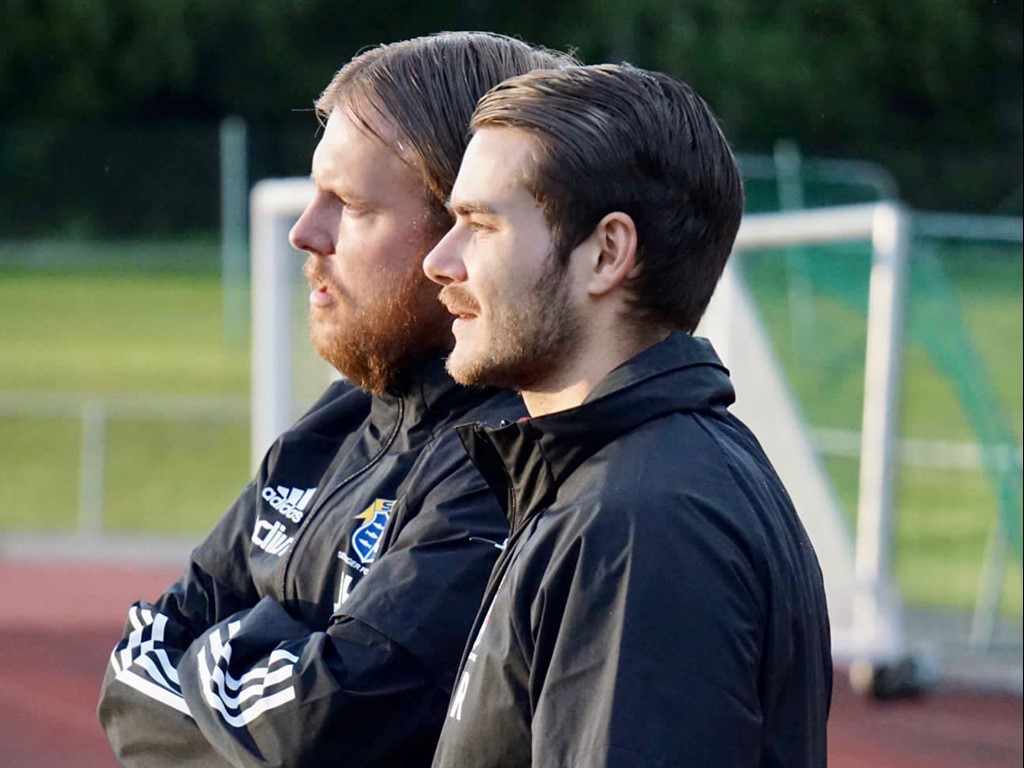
[432,332,832,768]
[98,359,524,768]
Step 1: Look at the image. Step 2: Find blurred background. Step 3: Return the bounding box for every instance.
[0,0,1021,756]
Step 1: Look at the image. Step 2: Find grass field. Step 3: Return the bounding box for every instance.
[1,236,1021,618]
[0,245,251,534]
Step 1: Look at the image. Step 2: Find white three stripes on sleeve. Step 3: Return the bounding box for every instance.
[110,605,192,716]
[197,620,300,727]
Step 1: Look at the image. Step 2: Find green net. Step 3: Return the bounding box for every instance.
[742,231,1023,617]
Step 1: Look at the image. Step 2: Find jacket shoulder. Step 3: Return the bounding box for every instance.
[285,379,373,437]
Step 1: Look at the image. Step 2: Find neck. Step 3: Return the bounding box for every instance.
[521,381,596,418]
[521,327,670,417]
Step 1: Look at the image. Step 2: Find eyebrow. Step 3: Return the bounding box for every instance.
[447,199,500,218]
[310,173,374,207]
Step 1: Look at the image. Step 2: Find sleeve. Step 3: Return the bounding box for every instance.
[175,453,508,768]
[97,381,367,767]
[526,496,767,768]
[97,480,264,768]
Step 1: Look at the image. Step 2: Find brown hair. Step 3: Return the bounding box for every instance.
[472,63,744,333]
[315,32,577,227]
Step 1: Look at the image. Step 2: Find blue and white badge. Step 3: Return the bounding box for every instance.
[351,498,394,564]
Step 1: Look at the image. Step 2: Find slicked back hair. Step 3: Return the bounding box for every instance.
[315,32,578,229]
[471,63,744,333]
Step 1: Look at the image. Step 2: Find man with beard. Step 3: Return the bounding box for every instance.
[97,33,574,768]
[424,64,832,767]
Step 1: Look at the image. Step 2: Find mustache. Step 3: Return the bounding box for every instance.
[438,285,481,316]
[303,260,335,290]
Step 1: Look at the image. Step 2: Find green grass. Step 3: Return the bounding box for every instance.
[103,418,251,533]
[824,454,1023,614]
[896,462,1022,615]
[0,264,249,396]
[0,416,81,529]
[941,244,1024,434]
[0,253,251,535]
[1,237,1021,619]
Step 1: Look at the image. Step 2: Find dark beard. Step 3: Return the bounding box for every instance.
[440,253,582,392]
[312,265,452,396]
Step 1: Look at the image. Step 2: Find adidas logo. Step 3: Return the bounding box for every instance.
[261,485,317,524]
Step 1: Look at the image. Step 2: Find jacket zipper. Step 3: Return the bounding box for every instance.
[278,397,406,598]
[450,516,532,687]
[449,424,528,681]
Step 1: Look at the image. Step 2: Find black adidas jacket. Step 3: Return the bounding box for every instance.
[432,333,832,768]
[98,359,524,768]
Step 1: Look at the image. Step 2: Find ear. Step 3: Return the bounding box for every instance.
[585,211,638,298]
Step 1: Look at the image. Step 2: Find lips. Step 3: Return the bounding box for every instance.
[303,261,338,308]
[309,283,333,308]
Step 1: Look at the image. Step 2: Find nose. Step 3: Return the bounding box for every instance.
[423,225,467,286]
[288,194,334,258]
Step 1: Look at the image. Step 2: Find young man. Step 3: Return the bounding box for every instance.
[97,33,574,768]
[424,64,832,767]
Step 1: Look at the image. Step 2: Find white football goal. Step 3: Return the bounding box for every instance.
[250,179,912,676]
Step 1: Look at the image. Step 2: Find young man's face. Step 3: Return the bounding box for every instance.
[289,106,451,394]
[423,127,583,391]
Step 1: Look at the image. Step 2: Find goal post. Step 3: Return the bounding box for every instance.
[706,202,912,674]
[250,179,913,683]
[250,177,324,467]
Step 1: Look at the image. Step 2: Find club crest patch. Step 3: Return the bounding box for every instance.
[351,498,394,564]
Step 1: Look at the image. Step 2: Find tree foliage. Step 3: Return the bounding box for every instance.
[0,0,1020,212]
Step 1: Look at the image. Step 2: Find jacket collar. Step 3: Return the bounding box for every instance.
[370,356,508,441]
[458,332,735,529]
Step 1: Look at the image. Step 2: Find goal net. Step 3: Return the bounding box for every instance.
[252,179,1021,688]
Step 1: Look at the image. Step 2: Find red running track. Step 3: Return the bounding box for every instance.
[1,561,1020,768]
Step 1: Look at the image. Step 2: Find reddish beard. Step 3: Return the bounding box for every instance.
[309,264,453,396]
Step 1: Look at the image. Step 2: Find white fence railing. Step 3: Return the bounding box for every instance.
[0,392,248,533]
